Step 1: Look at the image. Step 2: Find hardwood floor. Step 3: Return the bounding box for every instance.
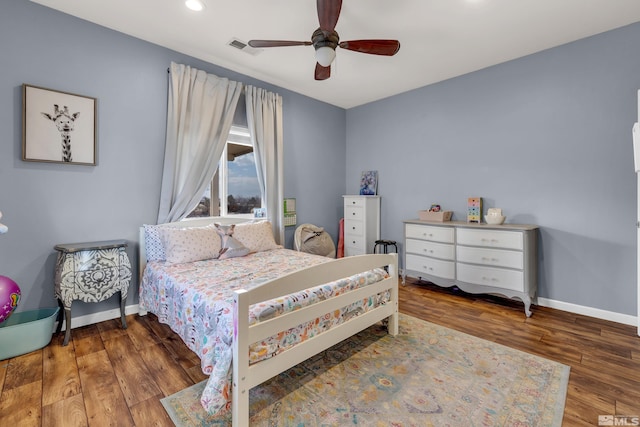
[1,278,639,426]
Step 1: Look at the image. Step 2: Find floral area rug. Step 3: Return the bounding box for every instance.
[161,313,569,426]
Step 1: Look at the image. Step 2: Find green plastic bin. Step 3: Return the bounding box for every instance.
[0,307,59,360]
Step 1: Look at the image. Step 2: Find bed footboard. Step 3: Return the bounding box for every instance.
[231,253,398,427]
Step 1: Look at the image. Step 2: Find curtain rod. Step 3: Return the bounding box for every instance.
[165,67,258,96]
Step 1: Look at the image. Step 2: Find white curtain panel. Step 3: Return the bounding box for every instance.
[245,86,284,245]
[157,62,243,224]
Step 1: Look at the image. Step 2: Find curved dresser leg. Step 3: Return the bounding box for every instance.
[524,297,532,318]
[62,308,72,346]
[120,291,127,329]
[55,298,64,334]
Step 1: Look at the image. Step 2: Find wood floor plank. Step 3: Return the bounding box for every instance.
[580,351,640,384]
[122,315,161,351]
[0,359,6,392]
[161,333,202,372]
[42,339,81,406]
[138,342,193,396]
[616,400,640,416]
[128,394,174,427]
[0,380,42,426]
[70,324,105,358]
[103,334,162,407]
[563,384,614,426]
[77,350,134,427]
[96,318,129,342]
[541,329,633,359]
[42,393,88,427]
[2,351,42,390]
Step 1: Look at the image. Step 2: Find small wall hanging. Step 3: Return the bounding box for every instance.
[22,84,96,165]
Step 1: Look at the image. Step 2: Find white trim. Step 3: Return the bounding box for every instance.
[537,297,637,327]
[63,298,638,333]
[58,304,140,330]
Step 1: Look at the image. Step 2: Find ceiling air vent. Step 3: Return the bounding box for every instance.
[228,38,261,56]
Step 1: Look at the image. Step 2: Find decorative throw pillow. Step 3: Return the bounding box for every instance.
[143,224,167,262]
[233,220,282,253]
[215,223,250,260]
[158,225,221,264]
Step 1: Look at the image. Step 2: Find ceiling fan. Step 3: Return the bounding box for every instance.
[247,0,400,81]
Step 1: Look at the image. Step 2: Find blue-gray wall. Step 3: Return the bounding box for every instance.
[0,1,346,317]
[347,23,640,316]
[1,1,638,322]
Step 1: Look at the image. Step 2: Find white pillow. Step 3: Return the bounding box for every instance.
[233,221,282,253]
[158,225,221,264]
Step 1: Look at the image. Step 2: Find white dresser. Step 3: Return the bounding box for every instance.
[403,220,538,317]
[343,195,380,257]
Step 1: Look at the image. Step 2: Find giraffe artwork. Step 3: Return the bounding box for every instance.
[41,104,80,163]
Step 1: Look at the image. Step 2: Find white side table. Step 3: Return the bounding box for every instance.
[54,240,132,346]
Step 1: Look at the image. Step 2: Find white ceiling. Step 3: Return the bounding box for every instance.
[31,0,640,109]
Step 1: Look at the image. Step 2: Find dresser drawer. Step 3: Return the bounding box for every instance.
[344,234,367,251]
[345,246,365,257]
[406,254,455,280]
[456,228,523,250]
[456,263,524,292]
[345,206,364,221]
[75,266,120,288]
[73,248,121,270]
[344,220,363,236]
[405,224,454,244]
[456,246,523,269]
[406,239,455,260]
[344,197,365,208]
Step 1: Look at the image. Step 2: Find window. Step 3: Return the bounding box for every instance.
[187,126,261,218]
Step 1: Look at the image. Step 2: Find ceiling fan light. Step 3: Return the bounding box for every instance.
[185,0,205,11]
[315,46,336,67]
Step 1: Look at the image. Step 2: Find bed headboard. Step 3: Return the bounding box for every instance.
[138,216,255,281]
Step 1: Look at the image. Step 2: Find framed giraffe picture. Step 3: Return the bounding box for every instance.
[22,84,96,165]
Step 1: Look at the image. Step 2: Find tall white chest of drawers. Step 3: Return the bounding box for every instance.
[403,220,538,317]
[343,195,380,257]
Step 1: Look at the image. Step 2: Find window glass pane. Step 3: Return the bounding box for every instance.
[187,126,260,218]
[227,150,260,214]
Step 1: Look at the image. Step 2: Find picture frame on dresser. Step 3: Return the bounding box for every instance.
[22,84,97,166]
[359,170,378,195]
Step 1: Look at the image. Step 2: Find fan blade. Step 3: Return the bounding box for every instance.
[338,40,400,56]
[314,63,331,80]
[317,0,342,33]
[248,40,312,48]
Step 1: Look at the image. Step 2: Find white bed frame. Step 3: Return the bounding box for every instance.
[138,217,399,426]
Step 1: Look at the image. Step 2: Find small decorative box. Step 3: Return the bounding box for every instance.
[418,210,452,222]
[467,197,482,223]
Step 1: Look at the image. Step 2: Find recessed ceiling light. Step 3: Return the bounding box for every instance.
[185,0,205,12]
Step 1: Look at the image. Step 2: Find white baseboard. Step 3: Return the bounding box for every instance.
[59,304,141,330]
[537,297,637,327]
[61,299,637,335]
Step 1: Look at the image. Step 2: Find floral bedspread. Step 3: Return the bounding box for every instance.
[139,248,389,414]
